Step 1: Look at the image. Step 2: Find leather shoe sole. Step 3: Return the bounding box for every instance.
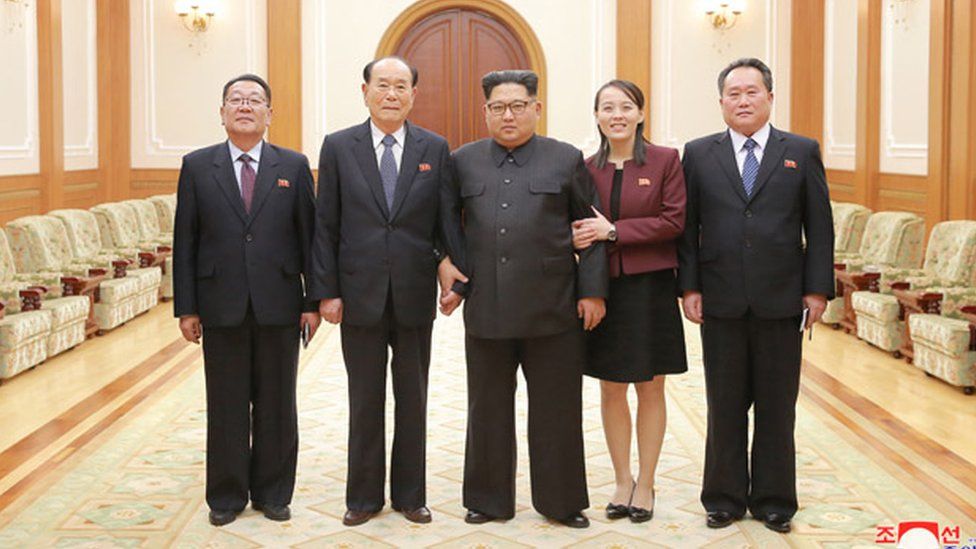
[464,510,496,525]
[706,510,736,529]
[762,513,792,533]
[393,505,432,524]
[342,509,377,527]
[252,502,290,521]
[208,509,237,526]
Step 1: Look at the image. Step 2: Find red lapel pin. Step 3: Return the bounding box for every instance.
[277,178,290,188]
[638,177,651,186]
[784,159,797,169]
[418,163,432,172]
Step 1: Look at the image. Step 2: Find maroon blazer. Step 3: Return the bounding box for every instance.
[586,142,686,278]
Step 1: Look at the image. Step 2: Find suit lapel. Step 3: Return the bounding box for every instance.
[212,143,248,224]
[389,123,428,221]
[747,126,787,204]
[711,131,748,203]
[246,142,278,225]
[352,120,390,219]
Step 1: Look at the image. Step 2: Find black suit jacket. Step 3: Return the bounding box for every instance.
[677,126,834,319]
[453,136,608,339]
[173,141,317,327]
[309,120,464,328]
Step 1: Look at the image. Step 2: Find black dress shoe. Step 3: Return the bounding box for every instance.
[762,513,792,533]
[342,509,377,527]
[706,510,736,529]
[252,502,291,521]
[464,510,496,524]
[208,509,237,526]
[555,512,590,529]
[629,488,654,523]
[393,505,432,524]
[605,502,630,520]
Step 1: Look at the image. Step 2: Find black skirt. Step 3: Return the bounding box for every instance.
[584,268,688,383]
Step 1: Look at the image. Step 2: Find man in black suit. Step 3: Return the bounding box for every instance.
[451,70,608,529]
[677,58,834,533]
[173,74,319,526]
[310,57,465,527]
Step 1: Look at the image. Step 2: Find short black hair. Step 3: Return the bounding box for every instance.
[363,56,419,86]
[717,58,773,95]
[481,70,538,100]
[222,74,271,104]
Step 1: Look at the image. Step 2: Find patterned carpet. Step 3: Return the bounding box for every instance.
[0,313,973,548]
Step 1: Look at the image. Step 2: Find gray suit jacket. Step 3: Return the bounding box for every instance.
[453,135,608,339]
[677,126,835,319]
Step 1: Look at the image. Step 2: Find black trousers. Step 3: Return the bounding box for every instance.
[340,293,432,512]
[463,329,589,520]
[201,309,299,513]
[700,313,802,519]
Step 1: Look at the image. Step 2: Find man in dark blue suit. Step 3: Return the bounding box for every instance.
[678,58,834,534]
[310,57,465,526]
[173,74,320,526]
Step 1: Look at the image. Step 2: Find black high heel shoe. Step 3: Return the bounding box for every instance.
[605,481,635,520]
[629,487,655,523]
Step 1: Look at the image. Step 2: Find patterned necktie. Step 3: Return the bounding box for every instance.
[741,138,759,197]
[380,134,398,209]
[240,153,256,213]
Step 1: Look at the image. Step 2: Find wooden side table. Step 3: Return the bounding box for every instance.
[62,271,108,339]
[834,266,881,334]
[892,286,944,361]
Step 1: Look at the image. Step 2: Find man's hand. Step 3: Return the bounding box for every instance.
[803,293,828,329]
[439,290,463,316]
[571,220,597,250]
[320,297,343,324]
[301,311,321,342]
[438,256,469,297]
[681,291,703,324]
[577,297,606,331]
[179,314,202,344]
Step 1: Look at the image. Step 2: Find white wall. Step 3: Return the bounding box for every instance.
[301,0,616,166]
[0,1,39,176]
[879,0,929,175]
[823,0,857,171]
[649,0,792,150]
[62,0,99,171]
[130,0,267,169]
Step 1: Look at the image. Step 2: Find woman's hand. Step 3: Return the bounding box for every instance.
[572,206,615,250]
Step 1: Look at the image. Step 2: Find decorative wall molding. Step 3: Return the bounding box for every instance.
[579,0,613,153]
[879,0,929,173]
[0,0,39,174]
[64,0,98,170]
[823,0,856,165]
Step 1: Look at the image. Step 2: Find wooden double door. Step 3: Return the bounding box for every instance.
[393,8,532,150]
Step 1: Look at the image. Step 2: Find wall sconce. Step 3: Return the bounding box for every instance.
[175,1,215,34]
[705,1,744,31]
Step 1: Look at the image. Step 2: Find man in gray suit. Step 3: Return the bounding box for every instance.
[310,57,465,527]
[451,70,608,528]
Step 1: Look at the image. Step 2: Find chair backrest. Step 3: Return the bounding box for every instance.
[859,212,925,268]
[0,229,16,284]
[832,202,871,254]
[4,215,75,273]
[121,199,163,240]
[148,194,176,232]
[921,220,976,285]
[90,203,142,249]
[48,209,106,261]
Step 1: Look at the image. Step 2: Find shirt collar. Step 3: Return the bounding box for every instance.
[490,134,537,166]
[228,140,263,164]
[370,120,407,150]
[728,122,771,153]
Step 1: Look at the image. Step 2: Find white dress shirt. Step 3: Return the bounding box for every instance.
[228,140,264,192]
[728,122,770,176]
[370,120,406,172]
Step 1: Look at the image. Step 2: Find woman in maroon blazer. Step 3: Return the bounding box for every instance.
[573,80,688,523]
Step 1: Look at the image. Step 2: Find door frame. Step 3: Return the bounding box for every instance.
[376,0,548,135]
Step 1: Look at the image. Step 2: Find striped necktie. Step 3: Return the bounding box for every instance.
[240,153,255,213]
[380,134,398,209]
[741,138,759,197]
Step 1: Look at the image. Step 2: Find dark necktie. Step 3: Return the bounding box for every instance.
[240,153,256,213]
[741,138,759,197]
[380,134,398,209]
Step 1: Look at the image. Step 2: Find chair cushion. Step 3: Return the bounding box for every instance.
[39,296,90,326]
[0,310,52,346]
[909,314,971,356]
[99,276,144,304]
[852,291,900,321]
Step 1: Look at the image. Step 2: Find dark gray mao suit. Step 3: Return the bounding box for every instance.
[173,141,317,513]
[453,135,608,520]
[310,120,464,513]
[677,126,834,520]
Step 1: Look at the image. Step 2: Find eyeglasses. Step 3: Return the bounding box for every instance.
[224,96,268,108]
[486,99,535,117]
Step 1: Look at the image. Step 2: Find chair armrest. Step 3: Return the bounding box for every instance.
[19,288,43,311]
[61,273,105,298]
[88,267,108,277]
[0,300,5,319]
[836,270,882,292]
[139,251,166,268]
[156,245,172,254]
[112,260,130,278]
[893,288,944,320]
[890,281,911,292]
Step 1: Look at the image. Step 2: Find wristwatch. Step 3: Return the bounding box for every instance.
[607,225,617,242]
